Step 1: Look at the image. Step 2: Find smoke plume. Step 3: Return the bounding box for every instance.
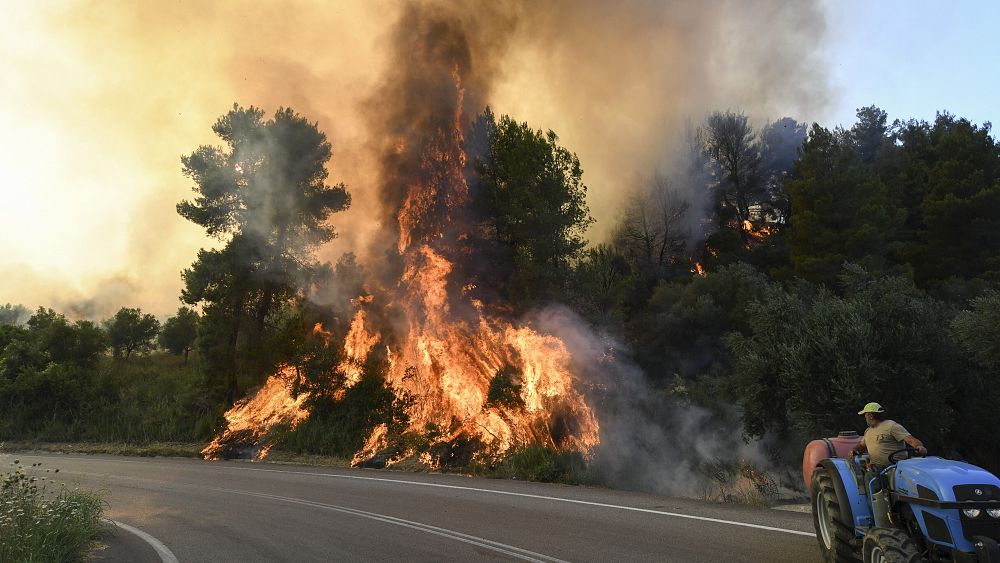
[3,0,828,315]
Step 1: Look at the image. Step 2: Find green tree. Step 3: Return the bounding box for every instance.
[158,307,199,361]
[0,303,29,326]
[178,104,350,399]
[952,290,1000,371]
[727,267,956,447]
[24,308,107,368]
[701,111,762,240]
[631,263,771,384]
[901,114,1000,284]
[103,307,160,360]
[784,118,904,286]
[471,112,593,309]
[850,105,889,165]
[612,174,691,287]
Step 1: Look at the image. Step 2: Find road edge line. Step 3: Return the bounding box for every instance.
[239,467,817,537]
[106,519,180,563]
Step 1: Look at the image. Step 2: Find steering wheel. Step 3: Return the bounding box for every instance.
[888,446,923,464]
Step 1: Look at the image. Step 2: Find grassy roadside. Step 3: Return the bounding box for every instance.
[0,459,105,562]
[0,441,205,458]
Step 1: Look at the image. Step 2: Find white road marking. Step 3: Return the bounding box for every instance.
[235,466,816,538]
[10,453,815,539]
[108,519,180,563]
[212,487,570,563]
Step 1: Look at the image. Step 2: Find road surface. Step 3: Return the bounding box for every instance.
[3,453,822,562]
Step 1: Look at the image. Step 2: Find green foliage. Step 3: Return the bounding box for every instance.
[728,267,957,448]
[786,108,1000,289]
[784,121,902,284]
[178,104,351,400]
[486,446,593,485]
[702,111,762,233]
[103,307,160,359]
[952,290,1000,370]
[0,460,104,562]
[568,243,637,326]
[0,348,221,443]
[23,308,106,368]
[901,114,1000,284]
[159,306,199,360]
[631,263,772,384]
[275,356,409,458]
[0,304,29,327]
[485,367,523,409]
[471,111,593,309]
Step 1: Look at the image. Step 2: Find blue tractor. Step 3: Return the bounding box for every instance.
[808,441,1000,562]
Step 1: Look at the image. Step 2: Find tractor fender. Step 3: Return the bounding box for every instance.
[820,457,872,533]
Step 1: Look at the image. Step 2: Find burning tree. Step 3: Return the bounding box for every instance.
[178,105,351,401]
[202,4,600,466]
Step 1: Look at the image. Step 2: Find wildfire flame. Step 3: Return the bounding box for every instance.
[202,365,310,460]
[742,219,777,247]
[205,26,600,466]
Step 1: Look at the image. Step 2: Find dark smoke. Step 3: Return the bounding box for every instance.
[329,0,826,494]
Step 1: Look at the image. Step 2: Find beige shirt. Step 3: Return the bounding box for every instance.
[864,419,911,466]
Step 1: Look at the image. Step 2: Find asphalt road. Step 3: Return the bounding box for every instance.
[3,453,823,562]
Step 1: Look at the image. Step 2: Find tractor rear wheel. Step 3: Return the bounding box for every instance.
[862,527,924,563]
[812,468,860,562]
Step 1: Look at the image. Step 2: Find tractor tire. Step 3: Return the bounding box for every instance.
[812,468,861,562]
[862,527,924,563]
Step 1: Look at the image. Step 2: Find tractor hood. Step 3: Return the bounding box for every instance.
[895,457,1000,502]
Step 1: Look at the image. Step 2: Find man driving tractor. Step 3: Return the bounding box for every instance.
[850,402,927,466]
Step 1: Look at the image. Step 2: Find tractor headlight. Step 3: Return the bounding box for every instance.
[987,508,1000,519]
[963,508,982,518]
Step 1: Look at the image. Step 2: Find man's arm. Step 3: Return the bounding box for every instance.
[903,434,927,456]
[851,439,867,456]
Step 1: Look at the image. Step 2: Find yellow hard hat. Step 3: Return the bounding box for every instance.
[858,402,885,415]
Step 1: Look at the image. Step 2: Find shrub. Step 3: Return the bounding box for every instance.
[490,445,593,484]
[0,460,104,562]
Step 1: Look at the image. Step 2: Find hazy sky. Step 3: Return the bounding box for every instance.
[823,0,999,127]
[1,1,996,317]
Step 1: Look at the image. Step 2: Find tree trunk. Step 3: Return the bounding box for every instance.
[225,299,243,404]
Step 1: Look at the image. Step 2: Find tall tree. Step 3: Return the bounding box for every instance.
[0,303,29,326]
[470,113,593,309]
[178,104,350,399]
[701,111,762,241]
[159,307,199,362]
[851,105,889,165]
[612,174,691,286]
[759,117,808,223]
[727,268,956,446]
[104,307,160,359]
[784,120,903,286]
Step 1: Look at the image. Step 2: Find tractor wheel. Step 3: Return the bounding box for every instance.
[812,468,861,562]
[862,527,924,563]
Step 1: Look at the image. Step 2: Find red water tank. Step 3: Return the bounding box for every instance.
[802,431,863,490]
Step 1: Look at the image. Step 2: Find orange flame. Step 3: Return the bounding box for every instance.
[742,219,777,248]
[206,56,599,467]
[338,309,380,387]
[345,65,599,465]
[202,365,310,460]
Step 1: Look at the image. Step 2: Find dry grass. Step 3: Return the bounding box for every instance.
[0,441,204,458]
[702,458,780,507]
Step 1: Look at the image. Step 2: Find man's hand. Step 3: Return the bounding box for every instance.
[903,435,927,456]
